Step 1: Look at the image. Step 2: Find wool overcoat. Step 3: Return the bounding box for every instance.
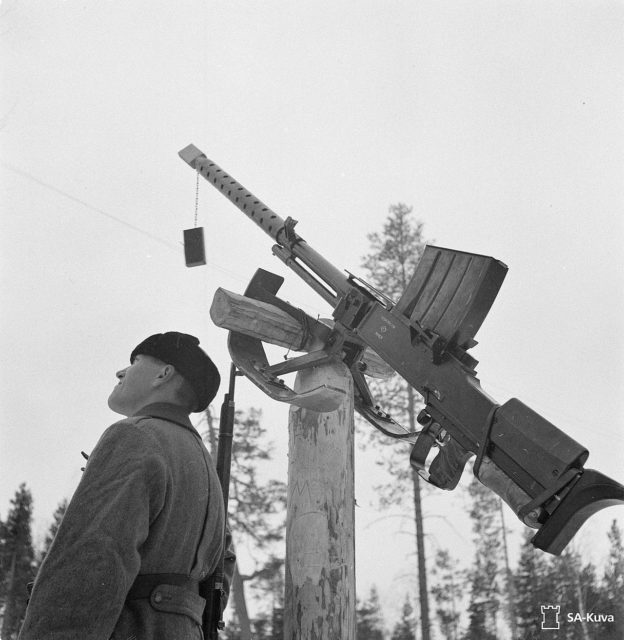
[19,402,225,640]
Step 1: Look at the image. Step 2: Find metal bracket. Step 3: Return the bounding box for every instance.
[350,365,416,439]
[227,268,413,433]
[227,269,346,412]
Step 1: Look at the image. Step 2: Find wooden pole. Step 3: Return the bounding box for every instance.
[209,287,384,638]
[285,362,356,640]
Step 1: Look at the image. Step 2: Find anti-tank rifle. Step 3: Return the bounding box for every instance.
[179,143,624,555]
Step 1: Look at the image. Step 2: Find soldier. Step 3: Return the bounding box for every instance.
[19,331,228,640]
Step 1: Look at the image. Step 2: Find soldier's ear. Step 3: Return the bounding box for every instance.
[154,364,176,385]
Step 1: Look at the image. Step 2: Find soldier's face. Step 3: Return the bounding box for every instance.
[108,354,163,416]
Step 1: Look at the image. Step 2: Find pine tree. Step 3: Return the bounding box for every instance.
[0,484,35,640]
[599,519,624,640]
[462,476,502,640]
[227,408,286,549]
[360,203,431,640]
[222,610,243,640]
[357,585,385,640]
[497,499,519,640]
[251,612,271,639]
[577,562,602,639]
[431,549,461,640]
[241,555,284,639]
[545,549,598,640]
[200,406,286,640]
[270,598,284,640]
[390,594,416,640]
[268,558,284,639]
[37,498,68,567]
[514,530,552,639]
[249,600,283,640]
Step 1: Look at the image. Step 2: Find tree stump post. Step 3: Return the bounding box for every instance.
[210,287,361,638]
[284,362,356,640]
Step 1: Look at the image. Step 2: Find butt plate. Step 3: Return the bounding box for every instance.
[532,468,624,555]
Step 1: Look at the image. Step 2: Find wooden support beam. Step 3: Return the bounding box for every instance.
[211,287,306,351]
[210,287,394,379]
[285,363,356,640]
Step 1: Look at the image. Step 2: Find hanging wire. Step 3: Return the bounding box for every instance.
[0,161,250,282]
[194,167,200,228]
[0,162,341,320]
[1,160,179,251]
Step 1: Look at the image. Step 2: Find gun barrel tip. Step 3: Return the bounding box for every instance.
[178,144,205,166]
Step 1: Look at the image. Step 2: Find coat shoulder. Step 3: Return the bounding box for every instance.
[90,418,169,469]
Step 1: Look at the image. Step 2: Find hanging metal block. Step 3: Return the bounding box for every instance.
[183,227,206,267]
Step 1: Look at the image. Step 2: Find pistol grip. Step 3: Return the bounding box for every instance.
[410,433,472,490]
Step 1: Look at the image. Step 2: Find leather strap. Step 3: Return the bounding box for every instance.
[473,403,500,480]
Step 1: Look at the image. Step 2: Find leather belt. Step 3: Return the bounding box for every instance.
[127,573,199,600]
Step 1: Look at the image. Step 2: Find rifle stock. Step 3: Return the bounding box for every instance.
[180,144,624,554]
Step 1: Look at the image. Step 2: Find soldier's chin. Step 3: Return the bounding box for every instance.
[107,389,126,415]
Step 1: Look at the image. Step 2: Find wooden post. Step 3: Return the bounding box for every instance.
[285,363,356,640]
[209,287,377,638]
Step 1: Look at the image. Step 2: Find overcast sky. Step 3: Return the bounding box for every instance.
[1,0,623,627]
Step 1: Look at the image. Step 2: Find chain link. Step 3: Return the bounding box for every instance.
[194,168,200,227]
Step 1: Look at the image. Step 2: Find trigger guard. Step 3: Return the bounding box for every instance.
[410,426,437,483]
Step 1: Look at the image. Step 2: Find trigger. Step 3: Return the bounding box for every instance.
[409,425,437,482]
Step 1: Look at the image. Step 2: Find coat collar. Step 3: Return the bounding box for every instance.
[132,402,197,433]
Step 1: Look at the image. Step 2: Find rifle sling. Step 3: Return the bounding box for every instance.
[472,403,500,479]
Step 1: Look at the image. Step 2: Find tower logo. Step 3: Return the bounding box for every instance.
[541,605,561,630]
